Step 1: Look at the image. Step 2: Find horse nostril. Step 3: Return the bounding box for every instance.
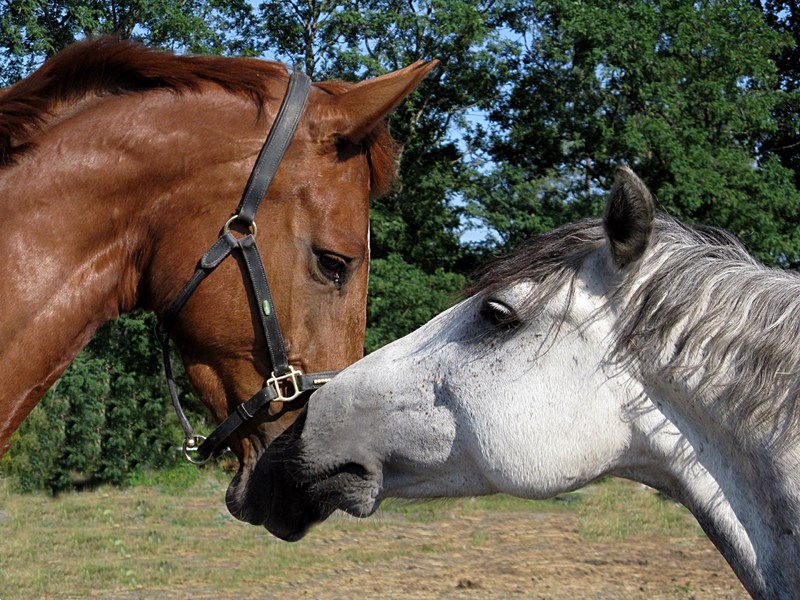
[299,460,370,485]
[334,462,370,479]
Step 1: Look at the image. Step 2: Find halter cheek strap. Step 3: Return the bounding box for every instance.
[156,71,339,465]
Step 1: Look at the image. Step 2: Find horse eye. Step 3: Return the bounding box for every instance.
[481,298,519,328]
[316,252,348,288]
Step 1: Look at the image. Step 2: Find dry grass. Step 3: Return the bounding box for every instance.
[0,468,736,599]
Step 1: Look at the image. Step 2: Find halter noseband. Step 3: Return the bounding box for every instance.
[156,71,339,465]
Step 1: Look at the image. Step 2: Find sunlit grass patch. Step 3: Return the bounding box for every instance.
[0,473,706,598]
[576,478,701,541]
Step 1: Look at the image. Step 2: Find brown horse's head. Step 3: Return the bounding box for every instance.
[141,58,438,538]
[0,38,435,538]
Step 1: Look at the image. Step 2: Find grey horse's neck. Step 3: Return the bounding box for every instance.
[625,382,800,599]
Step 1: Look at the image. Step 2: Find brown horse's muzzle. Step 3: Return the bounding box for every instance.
[224,411,334,541]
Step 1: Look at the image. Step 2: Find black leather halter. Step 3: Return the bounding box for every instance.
[156,71,339,465]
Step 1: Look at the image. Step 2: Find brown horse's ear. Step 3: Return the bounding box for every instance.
[603,166,655,268]
[316,60,439,142]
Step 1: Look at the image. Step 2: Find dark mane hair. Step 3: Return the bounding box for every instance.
[0,37,399,195]
[472,214,800,446]
[469,217,606,312]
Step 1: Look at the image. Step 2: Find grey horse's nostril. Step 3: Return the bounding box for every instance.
[331,462,369,480]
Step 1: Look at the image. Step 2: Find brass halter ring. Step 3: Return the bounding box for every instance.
[223,214,257,238]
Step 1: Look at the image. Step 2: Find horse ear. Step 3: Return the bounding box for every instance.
[316,60,439,142]
[603,166,655,268]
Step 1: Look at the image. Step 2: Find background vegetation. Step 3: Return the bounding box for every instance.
[1,0,799,491]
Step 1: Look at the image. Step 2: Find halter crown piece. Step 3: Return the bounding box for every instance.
[156,71,339,465]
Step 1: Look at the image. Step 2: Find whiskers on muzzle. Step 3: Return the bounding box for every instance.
[223,408,337,540]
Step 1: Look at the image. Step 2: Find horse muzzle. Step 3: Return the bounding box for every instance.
[288,430,385,520]
[224,413,336,541]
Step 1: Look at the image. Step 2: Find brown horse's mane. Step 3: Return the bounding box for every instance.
[0,37,288,165]
[0,37,399,195]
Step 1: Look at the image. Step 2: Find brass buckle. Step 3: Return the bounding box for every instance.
[266,366,304,402]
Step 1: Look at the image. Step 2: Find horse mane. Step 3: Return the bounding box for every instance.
[0,37,399,195]
[0,37,284,165]
[473,215,800,447]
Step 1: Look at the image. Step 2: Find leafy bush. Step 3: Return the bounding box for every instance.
[0,314,197,493]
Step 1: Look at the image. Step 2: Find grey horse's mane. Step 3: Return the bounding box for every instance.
[474,214,800,447]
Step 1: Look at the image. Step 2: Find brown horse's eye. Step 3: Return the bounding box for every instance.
[316,252,348,288]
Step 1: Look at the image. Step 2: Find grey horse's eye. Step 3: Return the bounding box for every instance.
[480,298,519,328]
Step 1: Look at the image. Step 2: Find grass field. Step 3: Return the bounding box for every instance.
[0,466,744,599]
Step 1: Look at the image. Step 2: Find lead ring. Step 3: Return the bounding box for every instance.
[223,214,257,238]
[182,435,210,465]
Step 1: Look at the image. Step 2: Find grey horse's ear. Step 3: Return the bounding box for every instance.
[603,166,655,268]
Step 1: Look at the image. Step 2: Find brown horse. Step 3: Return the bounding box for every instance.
[0,37,436,538]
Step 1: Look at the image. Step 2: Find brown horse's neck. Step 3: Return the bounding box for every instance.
[0,88,261,455]
[0,193,142,455]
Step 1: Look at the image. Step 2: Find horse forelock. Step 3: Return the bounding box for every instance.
[473,214,800,448]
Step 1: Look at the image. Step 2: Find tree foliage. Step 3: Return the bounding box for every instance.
[2,0,799,489]
[365,255,466,353]
[1,315,192,492]
[467,0,800,265]
[761,1,800,193]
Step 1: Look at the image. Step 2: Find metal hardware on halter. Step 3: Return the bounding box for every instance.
[267,366,304,403]
[223,214,257,238]
[156,70,342,465]
[182,435,210,466]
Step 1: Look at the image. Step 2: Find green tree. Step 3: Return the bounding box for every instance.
[0,390,67,492]
[365,255,466,352]
[469,0,800,265]
[47,352,106,491]
[93,314,184,485]
[760,1,800,203]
